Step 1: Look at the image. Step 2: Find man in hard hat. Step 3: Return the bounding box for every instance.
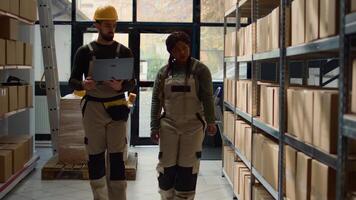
[69,5,135,200]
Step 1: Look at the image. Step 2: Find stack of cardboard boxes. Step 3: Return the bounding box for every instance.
[0,84,33,115]
[291,0,338,46]
[256,6,291,53]
[259,84,279,129]
[234,120,252,162]
[235,81,254,114]
[285,145,356,200]
[253,133,279,191]
[224,78,236,107]
[0,135,33,183]
[233,161,251,200]
[224,146,235,185]
[224,111,236,143]
[238,23,256,56]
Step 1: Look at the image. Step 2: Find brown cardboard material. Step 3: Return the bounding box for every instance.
[285,145,297,200]
[239,170,250,200]
[19,0,37,21]
[0,39,5,65]
[15,41,24,65]
[0,0,10,12]
[273,87,280,129]
[9,0,19,16]
[234,120,240,147]
[224,79,228,103]
[237,164,249,195]
[8,86,18,112]
[287,89,296,136]
[296,152,312,200]
[253,133,264,172]
[260,85,268,123]
[352,60,356,113]
[17,85,26,109]
[244,176,251,200]
[262,140,279,190]
[291,0,306,45]
[0,143,26,174]
[233,162,246,196]
[0,87,8,114]
[304,90,314,144]
[311,160,336,200]
[305,0,319,42]
[266,87,274,126]
[6,40,16,65]
[313,91,339,154]
[26,85,33,107]
[319,0,339,38]
[0,135,33,163]
[245,127,252,162]
[0,17,18,41]
[271,7,279,50]
[238,123,247,153]
[247,81,253,114]
[253,184,274,200]
[232,80,236,108]
[353,0,356,12]
[0,150,12,183]
[294,89,305,141]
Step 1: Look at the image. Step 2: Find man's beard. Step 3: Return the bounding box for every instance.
[100,31,114,42]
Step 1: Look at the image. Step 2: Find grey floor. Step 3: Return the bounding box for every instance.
[3,146,234,200]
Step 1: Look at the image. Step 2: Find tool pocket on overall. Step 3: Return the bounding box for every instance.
[103,99,130,121]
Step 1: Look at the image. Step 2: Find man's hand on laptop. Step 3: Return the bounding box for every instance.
[104,79,124,91]
[83,76,96,91]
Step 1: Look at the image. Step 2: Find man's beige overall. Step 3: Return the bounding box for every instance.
[81,43,128,200]
[157,60,206,200]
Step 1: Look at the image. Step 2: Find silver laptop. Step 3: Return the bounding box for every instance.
[92,58,134,81]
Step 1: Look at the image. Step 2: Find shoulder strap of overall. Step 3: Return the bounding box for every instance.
[87,42,96,60]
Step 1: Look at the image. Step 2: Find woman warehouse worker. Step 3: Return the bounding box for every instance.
[150,31,217,200]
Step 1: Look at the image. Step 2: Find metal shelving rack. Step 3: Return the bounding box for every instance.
[222,0,355,199]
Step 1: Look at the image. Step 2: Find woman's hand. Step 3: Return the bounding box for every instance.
[207,123,217,136]
[151,130,160,144]
[82,76,96,91]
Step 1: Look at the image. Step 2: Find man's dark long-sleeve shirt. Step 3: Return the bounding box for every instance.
[69,41,135,92]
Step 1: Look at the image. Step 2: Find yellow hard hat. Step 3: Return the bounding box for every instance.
[93,5,118,21]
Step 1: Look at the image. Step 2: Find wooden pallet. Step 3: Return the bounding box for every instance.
[42,152,138,180]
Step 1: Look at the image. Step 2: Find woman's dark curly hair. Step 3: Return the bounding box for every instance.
[165,31,192,78]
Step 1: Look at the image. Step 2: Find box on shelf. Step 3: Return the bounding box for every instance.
[262,139,279,190]
[244,175,251,200]
[15,41,24,65]
[311,159,336,200]
[0,0,10,12]
[24,43,33,66]
[239,169,250,200]
[0,39,5,65]
[6,40,16,65]
[0,87,8,115]
[245,127,252,162]
[20,0,37,22]
[0,150,12,183]
[271,7,291,49]
[287,89,296,136]
[291,0,306,45]
[305,0,319,42]
[253,184,274,200]
[304,90,314,144]
[260,85,268,123]
[17,85,26,109]
[0,17,19,41]
[273,87,280,129]
[313,91,339,154]
[9,0,19,16]
[319,0,339,39]
[225,31,236,57]
[26,85,33,107]
[0,135,34,163]
[352,60,356,113]
[0,142,27,174]
[8,86,18,112]
[253,133,264,172]
[285,145,297,200]
[296,152,312,200]
[233,161,247,196]
[247,81,253,115]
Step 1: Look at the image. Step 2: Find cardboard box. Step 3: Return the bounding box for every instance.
[291,0,306,45]
[0,150,12,183]
[285,145,297,200]
[294,89,305,141]
[233,162,246,196]
[273,87,280,129]
[234,120,240,148]
[306,0,319,42]
[9,0,19,16]
[262,140,279,190]
[245,127,252,162]
[225,31,236,57]
[352,60,356,113]
[304,90,314,144]
[24,43,33,65]
[0,0,10,12]
[287,89,295,136]
[313,91,339,154]
[0,39,5,65]
[8,86,18,112]
[0,17,18,41]
[266,87,274,126]
[232,80,236,108]
[17,85,26,109]
[247,81,253,115]
[6,40,16,65]
[20,0,37,21]
[238,123,247,153]
[260,85,268,123]
[311,160,336,200]
[239,170,250,200]
[15,41,24,65]
[26,85,33,107]
[296,152,312,200]
[271,7,291,49]
[253,185,274,200]
[0,87,8,115]
[244,176,251,200]
[0,135,34,163]
[253,133,264,172]
[319,0,339,38]
[237,164,249,196]
[0,143,26,174]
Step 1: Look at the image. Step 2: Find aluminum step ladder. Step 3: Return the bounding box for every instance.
[37,0,61,154]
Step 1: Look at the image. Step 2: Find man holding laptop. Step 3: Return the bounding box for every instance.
[69,5,135,200]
